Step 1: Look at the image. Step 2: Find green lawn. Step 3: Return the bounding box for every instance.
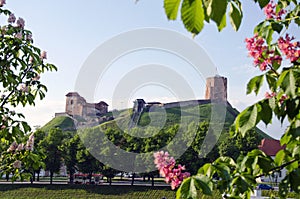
[0,184,176,199]
[0,184,226,199]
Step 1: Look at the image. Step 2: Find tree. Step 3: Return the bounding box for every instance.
[101,165,118,185]
[61,133,80,184]
[76,142,102,184]
[0,1,56,180]
[39,128,66,184]
[155,0,300,198]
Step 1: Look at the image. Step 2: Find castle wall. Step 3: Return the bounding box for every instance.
[65,95,85,116]
[65,92,108,117]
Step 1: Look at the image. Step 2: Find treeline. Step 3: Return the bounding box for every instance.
[31,120,260,185]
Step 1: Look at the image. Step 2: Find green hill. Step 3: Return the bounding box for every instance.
[41,116,76,132]
[99,102,272,140]
[41,102,272,139]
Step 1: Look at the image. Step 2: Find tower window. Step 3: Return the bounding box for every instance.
[70,100,73,105]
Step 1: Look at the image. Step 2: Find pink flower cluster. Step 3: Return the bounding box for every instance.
[7,133,34,152]
[278,34,300,62]
[245,34,282,71]
[264,1,286,20]
[0,0,6,7]
[265,91,287,104]
[265,91,276,99]
[13,160,22,169]
[154,151,190,190]
[25,133,34,151]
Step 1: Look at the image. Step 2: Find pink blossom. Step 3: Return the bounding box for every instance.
[13,160,22,169]
[19,84,29,92]
[245,35,282,71]
[264,1,286,20]
[32,74,40,81]
[265,91,276,99]
[16,17,25,29]
[7,141,18,152]
[29,56,34,64]
[15,32,22,39]
[0,0,6,7]
[278,34,300,63]
[17,143,24,151]
[25,133,34,151]
[279,94,287,104]
[40,51,47,59]
[154,151,190,190]
[8,13,16,24]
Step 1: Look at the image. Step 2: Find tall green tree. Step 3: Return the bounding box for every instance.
[39,128,66,184]
[61,133,80,184]
[76,142,102,184]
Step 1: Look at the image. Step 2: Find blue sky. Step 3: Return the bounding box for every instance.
[6,0,299,139]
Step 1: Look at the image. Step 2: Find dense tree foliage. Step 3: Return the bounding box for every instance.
[160,0,300,198]
[38,128,66,184]
[0,2,56,181]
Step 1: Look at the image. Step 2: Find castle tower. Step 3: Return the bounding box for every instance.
[205,75,227,102]
[65,92,86,116]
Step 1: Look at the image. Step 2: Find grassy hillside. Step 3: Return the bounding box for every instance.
[41,116,76,132]
[100,103,272,140]
[41,102,272,139]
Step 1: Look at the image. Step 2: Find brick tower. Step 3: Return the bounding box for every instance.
[205,75,227,102]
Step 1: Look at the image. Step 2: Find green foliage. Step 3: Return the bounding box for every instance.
[0,3,57,181]
[170,0,300,198]
[38,128,67,184]
[247,75,264,95]
[181,0,205,35]
[163,0,243,36]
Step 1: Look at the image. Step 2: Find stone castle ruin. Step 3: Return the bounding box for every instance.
[64,92,108,117]
[132,75,228,112]
[56,75,228,126]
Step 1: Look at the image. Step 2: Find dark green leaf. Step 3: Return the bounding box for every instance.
[266,72,277,91]
[189,177,198,198]
[277,70,296,97]
[271,22,283,33]
[258,0,270,9]
[229,1,242,31]
[246,75,264,95]
[290,169,300,193]
[235,105,258,137]
[176,177,191,199]
[260,100,272,125]
[193,175,213,195]
[207,0,227,28]
[217,13,226,31]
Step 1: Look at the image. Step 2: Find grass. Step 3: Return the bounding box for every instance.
[0,184,176,199]
[262,190,300,198]
[41,116,76,132]
[0,184,225,199]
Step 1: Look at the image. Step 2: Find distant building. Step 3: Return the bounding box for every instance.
[258,139,286,183]
[64,92,108,117]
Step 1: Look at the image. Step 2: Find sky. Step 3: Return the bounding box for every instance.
[4,0,299,139]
